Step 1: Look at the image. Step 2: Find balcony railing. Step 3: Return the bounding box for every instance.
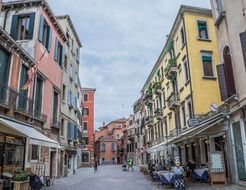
[154,108,163,120]
[164,58,177,80]
[0,83,17,108]
[145,116,154,126]
[167,92,180,111]
[15,93,33,116]
[153,82,162,95]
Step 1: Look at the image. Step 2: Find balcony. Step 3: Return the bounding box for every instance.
[33,110,47,123]
[167,92,180,111]
[15,93,34,116]
[0,83,17,108]
[153,82,162,95]
[164,58,177,80]
[145,116,154,127]
[154,108,163,120]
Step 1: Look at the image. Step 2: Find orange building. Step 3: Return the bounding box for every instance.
[95,119,127,164]
[81,88,96,166]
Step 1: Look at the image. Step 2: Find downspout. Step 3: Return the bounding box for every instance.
[181,13,195,118]
[3,10,8,30]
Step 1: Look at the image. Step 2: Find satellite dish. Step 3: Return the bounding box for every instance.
[210,103,218,112]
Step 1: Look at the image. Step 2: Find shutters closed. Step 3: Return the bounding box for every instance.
[28,13,36,40]
[39,15,45,42]
[217,64,228,101]
[10,15,18,40]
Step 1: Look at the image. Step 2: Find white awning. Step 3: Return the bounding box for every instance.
[147,141,166,153]
[0,118,60,148]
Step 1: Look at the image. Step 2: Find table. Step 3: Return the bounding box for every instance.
[192,169,208,182]
[161,172,175,185]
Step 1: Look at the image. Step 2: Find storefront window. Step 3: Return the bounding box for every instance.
[6,136,24,145]
[31,145,39,160]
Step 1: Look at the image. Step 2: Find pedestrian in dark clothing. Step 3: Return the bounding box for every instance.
[186,159,196,177]
[94,161,98,173]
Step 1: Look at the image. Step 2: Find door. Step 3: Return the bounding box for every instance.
[233,122,246,181]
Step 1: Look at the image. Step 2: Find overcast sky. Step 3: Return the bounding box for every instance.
[47,0,211,129]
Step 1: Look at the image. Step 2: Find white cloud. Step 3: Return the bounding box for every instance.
[48,0,211,128]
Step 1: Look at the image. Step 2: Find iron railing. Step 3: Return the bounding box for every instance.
[0,83,17,107]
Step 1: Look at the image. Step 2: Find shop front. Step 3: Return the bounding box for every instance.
[0,118,60,177]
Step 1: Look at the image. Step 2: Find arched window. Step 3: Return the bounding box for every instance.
[101,143,106,152]
[223,46,236,97]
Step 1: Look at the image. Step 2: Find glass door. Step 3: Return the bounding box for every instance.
[233,122,246,181]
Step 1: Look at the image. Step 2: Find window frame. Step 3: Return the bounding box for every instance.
[183,56,190,84]
[200,51,215,78]
[31,144,39,161]
[83,94,88,101]
[17,15,31,41]
[197,20,209,40]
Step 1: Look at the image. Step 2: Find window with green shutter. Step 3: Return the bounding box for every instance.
[38,15,52,51]
[10,13,35,40]
[201,52,214,77]
[34,75,43,118]
[197,21,209,40]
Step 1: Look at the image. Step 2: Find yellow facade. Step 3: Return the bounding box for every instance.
[142,6,221,151]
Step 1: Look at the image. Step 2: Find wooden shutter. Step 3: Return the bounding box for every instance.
[28,13,36,40]
[38,15,44,42]
[67,122,71,140]
[10,15,18,40]
[47,26,52,52]
[217,64,228,101]
[61,46,64,68]
[224,53,236,96]
[240,31,246,70]
[54,37,58,62]
[74,125,78,140]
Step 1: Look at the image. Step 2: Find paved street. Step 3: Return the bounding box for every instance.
[48,165,244,190]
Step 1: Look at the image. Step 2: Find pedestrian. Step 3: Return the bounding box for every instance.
[172,161,185,190]
[127,158,134,171]
[94,161,98,173]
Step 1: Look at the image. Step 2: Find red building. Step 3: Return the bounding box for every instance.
[81,88,96,166]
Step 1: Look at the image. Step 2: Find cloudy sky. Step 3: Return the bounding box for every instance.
[47,0,211,129]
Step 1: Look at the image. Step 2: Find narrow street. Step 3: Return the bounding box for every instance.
[48,166,244,190]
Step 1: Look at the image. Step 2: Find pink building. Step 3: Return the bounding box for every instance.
[0,0,66,177]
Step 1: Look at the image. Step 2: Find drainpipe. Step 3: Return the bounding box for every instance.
[181,13,195,118]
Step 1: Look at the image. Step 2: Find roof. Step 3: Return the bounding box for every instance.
[0,26,36,66]
[2,0,66,42]
[141,5,212,92]
[97,136,118,142]
[82,87,96,92]
[56,15,82,48]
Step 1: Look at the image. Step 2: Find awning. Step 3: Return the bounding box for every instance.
[147,141,166,153]
[0,118,60,148]
[167,115,225,145]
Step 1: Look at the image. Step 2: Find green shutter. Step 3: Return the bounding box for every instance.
[34,77,43,115]
[67,122,71,140]
[47,26,52,52]
[74,125,78,140]
[38,15,44,42]
[61,46,64,68]
[202,55,212,62]
[0,48,10,84]
[28,13,36,40]
[54,37,58,62]
[10,15,18,40]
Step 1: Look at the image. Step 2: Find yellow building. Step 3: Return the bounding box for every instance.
[142,5,221,164]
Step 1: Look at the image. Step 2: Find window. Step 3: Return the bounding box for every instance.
[31,145,39,160]
[183,57,190,82]
[62,85,66,101]
[66,31,70,47]
[83,108,89,116]
[52,90,59,124]
[180,27,186,45]
[67,90,73,108]
[163,90,166,107]
[101,143,106,152]
[34,75,43,118]
[18,65,28,110]
[197,21,209,40]
[187,101,193,119]
[83,122,88,131]
[61,119,64,137]
[10,13,35,40]
[0,48,10,88]
[111,143,116,152]
[64,55,68,70]
[164,118,168,137]
[38,15,52,51]
[71,39,74,53]
[181,103,186,127]
[54,37,63,66]
[117,124,122,128]
[201,52,214,77]
[81,152,89,163]
[84,94,88,101]
[76,48,79,62]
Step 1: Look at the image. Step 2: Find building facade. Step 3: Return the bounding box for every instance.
[95,119,126,165]
[210,0,246,184]
[141,5,222,166]
[81,88,96,167]
[56,15,82,177]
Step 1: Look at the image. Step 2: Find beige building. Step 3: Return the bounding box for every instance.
[56,15,82,177]
[210,0,246,184]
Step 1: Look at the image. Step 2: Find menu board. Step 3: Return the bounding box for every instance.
[209,152,224,173]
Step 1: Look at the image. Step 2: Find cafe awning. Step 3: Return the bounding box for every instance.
[147,141,166,153]
[0,118,60,148]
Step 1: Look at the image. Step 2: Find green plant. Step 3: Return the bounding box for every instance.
[12,171,29,181]
[164,58,177,76]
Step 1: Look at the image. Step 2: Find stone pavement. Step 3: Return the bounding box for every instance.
[47,165,244,190]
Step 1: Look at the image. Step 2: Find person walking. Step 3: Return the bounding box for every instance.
[94,161,98,173]
[127,159,134,171]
